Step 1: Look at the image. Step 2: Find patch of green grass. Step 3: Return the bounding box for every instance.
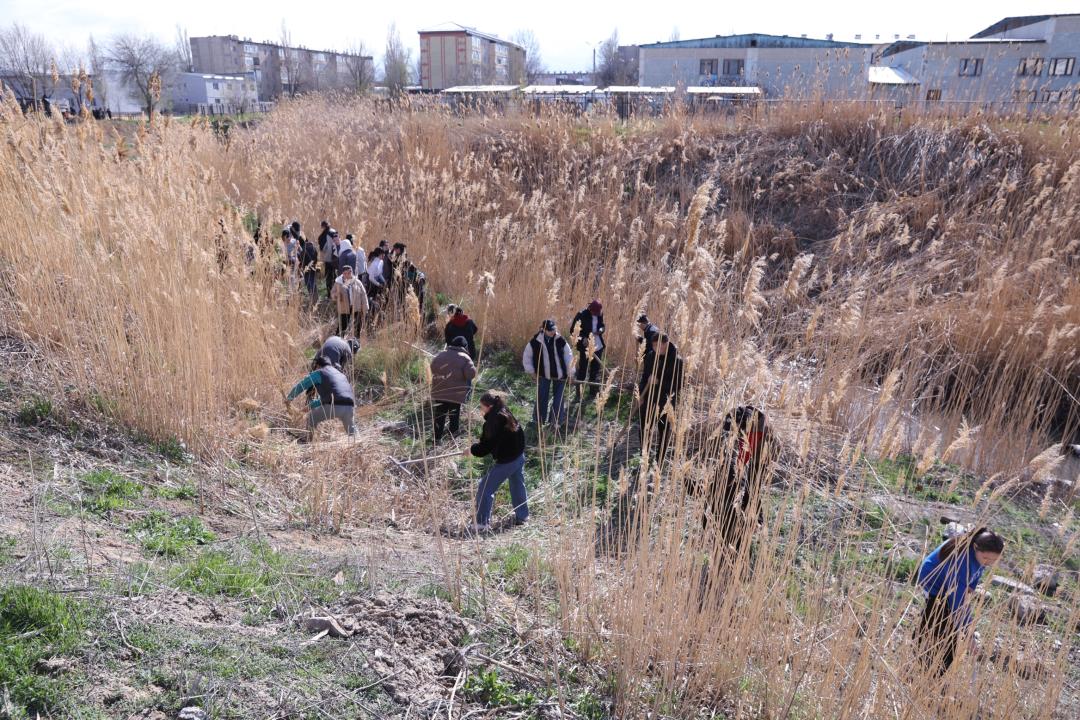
[463,668,537,709]
[0,586,86,717]
[869,454,963,504]
[154,436,187,463]
[129,512,215,557]
[16,396,52,425]
[574,691,607,720]
[0,534,16,564]
[81,469,142,516]
[153,482,198,501]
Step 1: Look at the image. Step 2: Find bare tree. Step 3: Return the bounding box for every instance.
[108,34,175,115]
[279,20,302,96]
[511,29,544,82]
[0,23,56,106]
[57,44,87,111]
[382,23,412,97]
[87,34,108,109]
[342,40,374,93]
[175,25,192,72]
[596,30,638,87]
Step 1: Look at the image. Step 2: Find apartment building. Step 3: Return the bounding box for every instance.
[419,23,526,91]
[190,35,374,100]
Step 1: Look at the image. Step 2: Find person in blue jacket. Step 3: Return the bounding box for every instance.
[285,356,356,442]
[916,527,1004,676]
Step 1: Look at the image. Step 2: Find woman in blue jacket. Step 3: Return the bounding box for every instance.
[916,527,1004,676]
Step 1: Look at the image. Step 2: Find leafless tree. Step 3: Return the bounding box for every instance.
[596,30,638,87]
[108,33,175,115]
[175,25,192,72]
[57,44,88,111]
[279,20,302,96]
[87,34,108,109]
[0,23,56,106]
[511,30,544,82]
[342,40,374,93]
[382,23,412,97]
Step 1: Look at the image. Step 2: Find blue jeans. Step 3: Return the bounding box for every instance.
[475,454,528,526]
[535,377,566,425]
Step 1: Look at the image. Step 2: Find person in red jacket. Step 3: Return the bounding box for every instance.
[444,305,479,361]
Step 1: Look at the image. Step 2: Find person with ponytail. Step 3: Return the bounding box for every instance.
[468,392,528,533]
[916,527,1005,676]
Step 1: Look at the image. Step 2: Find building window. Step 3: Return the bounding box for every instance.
[925,88,941,102]
[212,82,219,90]
[1048,90,1063,102]
[958,58,982,77]
[1049,57,1074,76]
[1012,89,1036,102]
[1017,57,1044,76]
[723,59,745,76]
[699,59,718,76]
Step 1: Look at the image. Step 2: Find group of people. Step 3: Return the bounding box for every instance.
[281,280,1011,684]
[280,219,427,337]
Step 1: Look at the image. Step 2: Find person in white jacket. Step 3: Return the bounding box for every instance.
[330,265,369,337]
[522,319,574,427]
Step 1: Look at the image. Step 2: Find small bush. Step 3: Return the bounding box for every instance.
[154,437,188,463]
[154,482,199,501]
[0,586,86,717]
[81,469,142,516]
[16,397,52,426]
[463,668,536,708]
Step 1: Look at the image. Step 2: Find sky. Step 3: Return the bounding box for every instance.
[3,0,1080,72]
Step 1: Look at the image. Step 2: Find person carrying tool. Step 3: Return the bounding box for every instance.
[638,334,684,461]
[285,356,356,442]
[568,300,605,401]
[430,337,477,442]
[469,392,528,533]
[916,527,1004,677]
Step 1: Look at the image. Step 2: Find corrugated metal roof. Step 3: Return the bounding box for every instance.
[443,85,520,93]
[639,32,868,49]
[604,86,675,93]
[686,86,762,95]
[521,85,599,94]
[868,66,920,85]
[972,14,1080,38]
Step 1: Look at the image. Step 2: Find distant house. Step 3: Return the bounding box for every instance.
[875,14,1080,109]
[419,23,526,90]
[170,72,261,114]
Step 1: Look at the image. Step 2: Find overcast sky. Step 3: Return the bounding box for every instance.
[4,0,1079,71]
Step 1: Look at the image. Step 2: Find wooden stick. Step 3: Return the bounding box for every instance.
[393,450,465,466]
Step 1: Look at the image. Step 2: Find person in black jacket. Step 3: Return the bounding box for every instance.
[294,221,318,304]
[444,305,479,360]
[569,300,605,400]
[285,356,356,442]
[469,392,528,532]
[636,313,662,385]
[638,334,684,461]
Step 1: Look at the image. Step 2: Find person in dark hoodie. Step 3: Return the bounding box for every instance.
[317,221,337,301]
[916,527,1004,677]
[469,392,528,533]
[286,356,356,441]
[337,235,358,275]
[444,305,479,361]
[568,299,606,400]
[638,334,684,461]
[313,335,355,372]
[294,221,318,304]
[636,313,662,385]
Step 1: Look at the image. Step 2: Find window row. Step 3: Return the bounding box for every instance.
[699,59,745,76]
[959,57,1075,77]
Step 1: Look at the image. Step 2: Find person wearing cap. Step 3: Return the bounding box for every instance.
[286,356,356,442]
[522,319,573,427]
[430,336,477,442]
[636,314,662,388]
[568,300,606,401]
[318,221,338,301]
[331,263,369,337]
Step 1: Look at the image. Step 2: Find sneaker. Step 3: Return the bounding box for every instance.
[512,516,529,527]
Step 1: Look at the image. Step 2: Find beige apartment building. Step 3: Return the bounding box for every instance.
[190,35,374,100]
[419,23,526,90]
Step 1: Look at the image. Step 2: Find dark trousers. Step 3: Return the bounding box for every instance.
[433,401,461,440]
[303,270,318,302]
[575,346,603,398]
[639,400,675,460]
[324,260,337,300]
[917,594,958,677]
[339,312,362,337]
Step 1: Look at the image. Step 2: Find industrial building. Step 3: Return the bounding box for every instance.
[419,23,526,91]
[170,72,264,115]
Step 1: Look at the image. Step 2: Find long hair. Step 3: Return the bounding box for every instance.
[939,526,1005,562]
[479,391,519,433]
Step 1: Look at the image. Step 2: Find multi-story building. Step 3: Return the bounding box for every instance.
[875,14,1080,109]
[170,72,261,114]
[638,33,873,99]
[419,23,526,90]
[189,35,374,100]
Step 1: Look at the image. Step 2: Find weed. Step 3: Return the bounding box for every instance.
[81,469,142,516]
[16,397,52,426]
[154,482,199,501]
[154,437,188,463]
[463,668,537,708]
[0,535,16,564]
[129,512,215,557]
